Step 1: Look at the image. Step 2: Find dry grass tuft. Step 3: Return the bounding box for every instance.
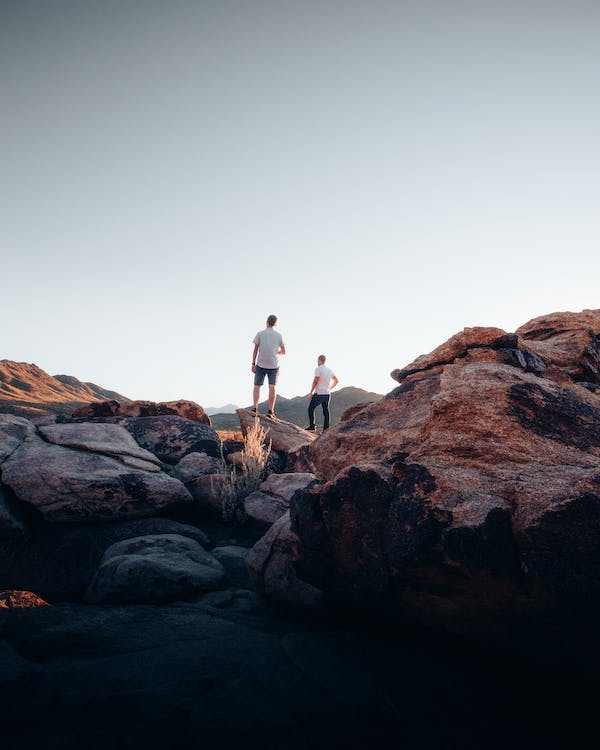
[213,417,272,523]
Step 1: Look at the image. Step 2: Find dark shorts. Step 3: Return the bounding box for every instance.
[254,366,279,386]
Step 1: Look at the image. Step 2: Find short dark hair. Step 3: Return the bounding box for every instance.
[267,314,277,326]
[318,354,326,363]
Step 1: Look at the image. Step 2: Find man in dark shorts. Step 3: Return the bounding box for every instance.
[250,314,286,418]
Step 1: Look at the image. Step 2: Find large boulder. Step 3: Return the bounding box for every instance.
[1,435,192,523]
[72,399,212,425]
[250,310,600,634]
[237,409,317,453]
[122,415,221,464]
[84,534,225,603]
[39,422,162,472]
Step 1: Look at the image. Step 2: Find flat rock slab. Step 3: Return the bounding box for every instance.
[85,533,225,603]
[39,422,162,471]
[122,415,221,464]
[237,409,317,453]
[1,436,192,523]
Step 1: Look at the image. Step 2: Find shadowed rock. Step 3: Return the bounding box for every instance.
[0,517,211,600]
[85,534,225,603]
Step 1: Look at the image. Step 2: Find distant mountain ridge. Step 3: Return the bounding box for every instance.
[0,360,130,419]
[209,386,384,430]
[205,403,239,416]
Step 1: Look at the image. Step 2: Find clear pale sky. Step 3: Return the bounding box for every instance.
[2,0,599,408]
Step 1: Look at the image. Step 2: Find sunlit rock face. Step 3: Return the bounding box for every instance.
[250,310,600,634]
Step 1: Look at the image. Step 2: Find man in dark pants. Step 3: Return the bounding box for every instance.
[251,314,286,418]
[306,355,339,432]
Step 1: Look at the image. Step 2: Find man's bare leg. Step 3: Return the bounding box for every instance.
[268,385,276,413]
[253,386,260,410]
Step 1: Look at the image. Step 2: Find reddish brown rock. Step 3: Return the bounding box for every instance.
[249,309,600,634]
[72,399,211,425]
[0,590,49,609]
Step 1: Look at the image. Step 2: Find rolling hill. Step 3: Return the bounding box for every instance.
[209,386,384,430]
[0,360,130,419]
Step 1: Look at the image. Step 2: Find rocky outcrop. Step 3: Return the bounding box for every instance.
[248,310,600,633]
[237,409,317,453]
[121,415,220,464]
[2,434,193,523]
[72,399,211,425]
[85,534,225,604]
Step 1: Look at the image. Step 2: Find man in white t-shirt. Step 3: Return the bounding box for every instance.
[250,314,286,418]
[305,354,339,432]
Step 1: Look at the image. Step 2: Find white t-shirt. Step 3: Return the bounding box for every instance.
[253,328,284,369]
[314,364,335,395]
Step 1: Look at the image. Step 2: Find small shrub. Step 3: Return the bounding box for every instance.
[213,417,272,524]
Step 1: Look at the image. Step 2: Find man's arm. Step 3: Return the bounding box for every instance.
[251,343,259,372]
[331,374,339,390]
[307,376,319,399]
[278,343,286,355]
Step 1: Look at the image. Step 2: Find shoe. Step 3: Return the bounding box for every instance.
[266,410,277,419]
[248,406,257,415]
[304,426,316,431]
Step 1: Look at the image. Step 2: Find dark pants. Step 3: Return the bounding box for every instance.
[308,393,330,430]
